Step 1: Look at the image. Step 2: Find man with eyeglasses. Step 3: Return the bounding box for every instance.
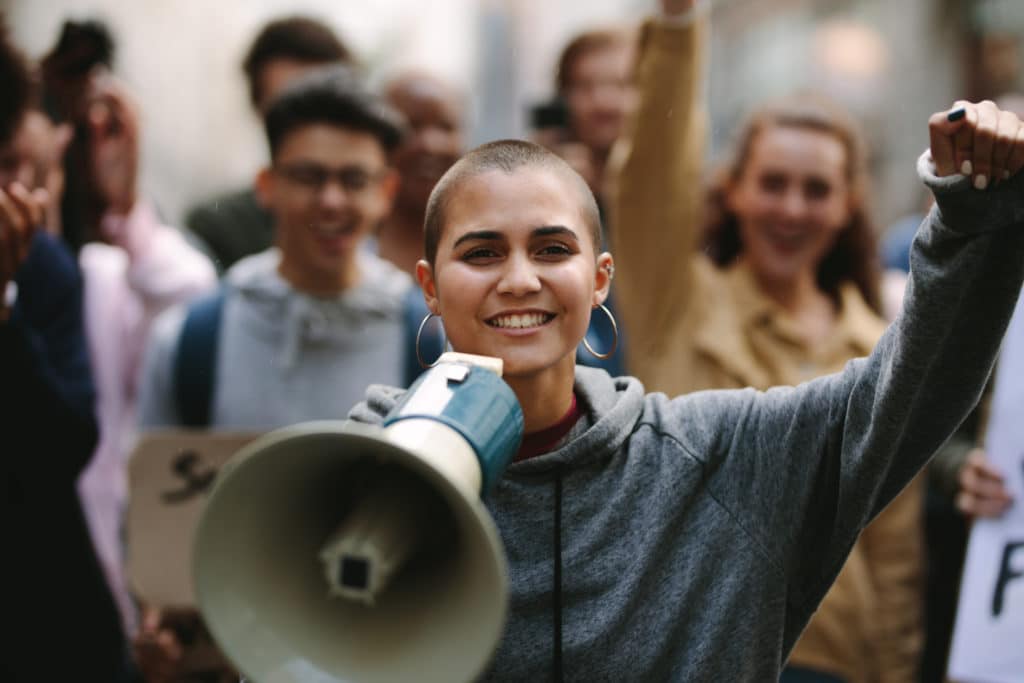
[132,65,421,679]
[138,65,413,431]
[185,16,354,272]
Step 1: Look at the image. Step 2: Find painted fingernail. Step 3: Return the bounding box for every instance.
[947,108,967,122]
[961,160,973,175]
[974,174,988,190]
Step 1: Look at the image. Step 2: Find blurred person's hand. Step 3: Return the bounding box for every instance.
[0,112,72,237]
[85,73,139,223]
[956,448,1014,519]
[662,0,698,16]
[133,603,236,682]
[0,183,47,321]
[133,604,186,683]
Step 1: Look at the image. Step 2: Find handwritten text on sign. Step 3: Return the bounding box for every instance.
[127,432,258,607]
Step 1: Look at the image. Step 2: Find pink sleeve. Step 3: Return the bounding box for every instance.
[101,200,217,312]
[99,201,217,398]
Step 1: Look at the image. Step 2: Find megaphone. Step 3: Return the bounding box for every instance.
[194,353,523,683]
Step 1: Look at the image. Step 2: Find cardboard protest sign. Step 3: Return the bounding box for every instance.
[948,290,1024,683]
[126,432,258,608]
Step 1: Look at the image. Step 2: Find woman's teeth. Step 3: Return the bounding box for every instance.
[487,313,553,329]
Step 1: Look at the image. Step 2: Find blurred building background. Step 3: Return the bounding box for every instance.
[708,0,1023,229]
[3,0,1022,232]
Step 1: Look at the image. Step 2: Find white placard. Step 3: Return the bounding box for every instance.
[948,289,1024,683]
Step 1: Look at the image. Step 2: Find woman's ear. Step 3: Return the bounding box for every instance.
[415,259,441,315]
[593,252,614,307]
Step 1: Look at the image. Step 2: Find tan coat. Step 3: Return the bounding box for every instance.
[607,13,923,683]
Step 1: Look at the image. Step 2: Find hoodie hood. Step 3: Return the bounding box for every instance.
[224,248,411,369]
[225,247,410,311]
[348,365,646,476]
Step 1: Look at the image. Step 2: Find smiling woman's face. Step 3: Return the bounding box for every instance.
[726,124,852,286]
[418,167,611,378]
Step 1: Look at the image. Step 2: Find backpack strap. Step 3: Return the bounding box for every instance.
[174,288,226,427]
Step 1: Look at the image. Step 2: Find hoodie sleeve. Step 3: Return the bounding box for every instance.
[669,152,1024,647]
[97,201,217,407]
[101,201,216,311]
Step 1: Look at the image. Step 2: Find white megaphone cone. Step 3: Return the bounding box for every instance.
[193,353,523,683]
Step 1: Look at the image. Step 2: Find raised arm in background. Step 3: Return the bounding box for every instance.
[606,0,707,373]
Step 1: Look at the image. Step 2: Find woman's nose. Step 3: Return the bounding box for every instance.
[780,187,809,219]
[496,254,542,296]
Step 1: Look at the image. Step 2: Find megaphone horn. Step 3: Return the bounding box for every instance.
[194,353,523,683]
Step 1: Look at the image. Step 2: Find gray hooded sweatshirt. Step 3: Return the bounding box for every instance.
[348,155,1024,681]
[139,247,411,429]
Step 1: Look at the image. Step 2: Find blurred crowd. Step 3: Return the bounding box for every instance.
[0,1,1019,682]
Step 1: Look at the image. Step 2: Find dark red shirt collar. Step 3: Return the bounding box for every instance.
[514,393,582,462]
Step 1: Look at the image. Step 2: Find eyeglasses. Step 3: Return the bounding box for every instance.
[274,162,388,194]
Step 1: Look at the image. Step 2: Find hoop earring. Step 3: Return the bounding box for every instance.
[582,304,618,360]
[416,313,448,369]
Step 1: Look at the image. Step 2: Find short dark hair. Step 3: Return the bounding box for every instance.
[243,16,352,108]
[263,65,405,159]
[0,17,34,145]
[423,139,603,267]
[41,19,114,82]
[39,19,114,122]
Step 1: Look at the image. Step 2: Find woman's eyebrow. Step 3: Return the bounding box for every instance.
[532,225,578,240]
[453,230,503,248]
